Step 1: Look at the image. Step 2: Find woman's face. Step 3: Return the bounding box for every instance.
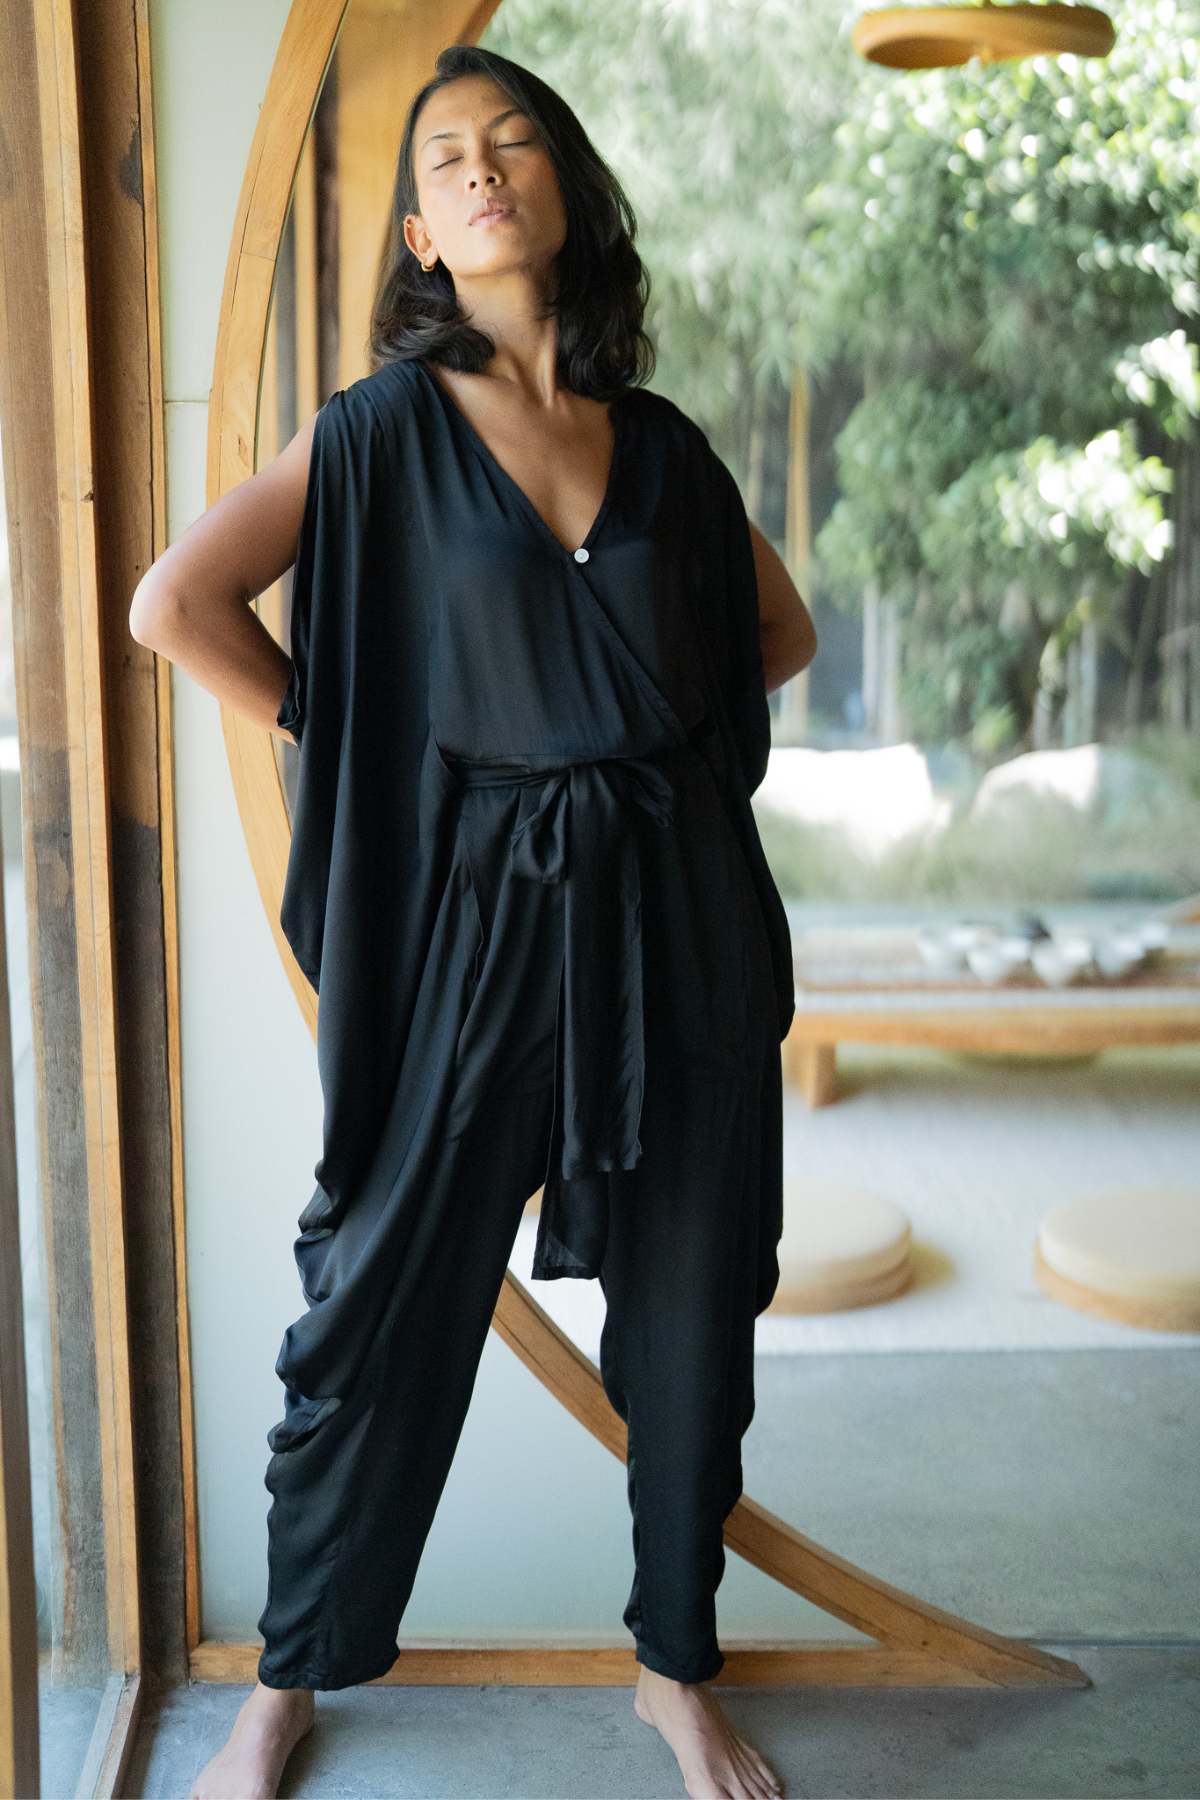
[406,74,566,283]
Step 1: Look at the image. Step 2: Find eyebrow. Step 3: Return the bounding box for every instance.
[420,106,529,153]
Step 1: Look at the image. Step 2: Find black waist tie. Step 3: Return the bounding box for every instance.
[443,714,717,1200]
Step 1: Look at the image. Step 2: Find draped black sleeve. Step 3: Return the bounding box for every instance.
[271,373,445,1237]
[275,387,354,993]
[709,448,772,797]
[276,400,332,753]
[671,412,796,1043]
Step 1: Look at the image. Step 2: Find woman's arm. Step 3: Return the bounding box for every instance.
[128,413,319,742]
[748,520,817,695]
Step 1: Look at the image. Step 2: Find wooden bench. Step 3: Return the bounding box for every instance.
[783,921,1200,1107]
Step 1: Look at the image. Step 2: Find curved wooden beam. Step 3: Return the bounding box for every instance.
[207,0,1089,1691]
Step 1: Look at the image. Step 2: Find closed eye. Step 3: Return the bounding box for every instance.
[432,139,532,171]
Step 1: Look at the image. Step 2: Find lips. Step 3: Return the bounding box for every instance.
[471,203,515,224]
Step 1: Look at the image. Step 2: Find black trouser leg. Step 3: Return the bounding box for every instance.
[256,1081,554,1690]
[597,1065,764,1685]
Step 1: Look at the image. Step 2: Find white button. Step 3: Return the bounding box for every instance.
[573,546,590,563]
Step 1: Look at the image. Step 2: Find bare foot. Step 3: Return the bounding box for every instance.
[634,1664,784,1798]
[188,1681,315,1799]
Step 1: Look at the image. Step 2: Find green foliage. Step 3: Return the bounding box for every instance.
[799,1,1200,382]
[905,427,1173,735]
[798,0,1198,740]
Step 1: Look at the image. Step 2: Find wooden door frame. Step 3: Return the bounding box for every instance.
[0,0,186,1789]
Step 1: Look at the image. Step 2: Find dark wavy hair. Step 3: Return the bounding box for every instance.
[367,44,654,401]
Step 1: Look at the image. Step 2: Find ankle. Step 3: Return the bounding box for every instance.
[638,1665,698,1694]
[251,1681,314,1717]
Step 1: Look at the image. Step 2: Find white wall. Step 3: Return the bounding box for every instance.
[151,0,814,1657]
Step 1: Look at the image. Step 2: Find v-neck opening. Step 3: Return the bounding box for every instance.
[417,356,628,560]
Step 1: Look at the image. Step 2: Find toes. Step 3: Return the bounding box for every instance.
[682,1749,737,1800]
[731,1735,781,1799]
[746,1747,783,1794]
[723,1745,764,1800]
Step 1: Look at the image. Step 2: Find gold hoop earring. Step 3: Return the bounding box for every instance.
[421,258,438,273]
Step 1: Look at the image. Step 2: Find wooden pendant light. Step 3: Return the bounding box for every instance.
[852,1,1116,68]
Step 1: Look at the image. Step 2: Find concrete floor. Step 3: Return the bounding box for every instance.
[127,1645,1199,1800]
[127,1347,1200,1800]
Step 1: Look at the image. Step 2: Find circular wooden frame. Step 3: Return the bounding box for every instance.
[210,0,1088,1686]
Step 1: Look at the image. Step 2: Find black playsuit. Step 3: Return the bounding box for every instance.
[255,355,796,1690]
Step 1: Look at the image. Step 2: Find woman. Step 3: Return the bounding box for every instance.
[132,42,815,1800]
